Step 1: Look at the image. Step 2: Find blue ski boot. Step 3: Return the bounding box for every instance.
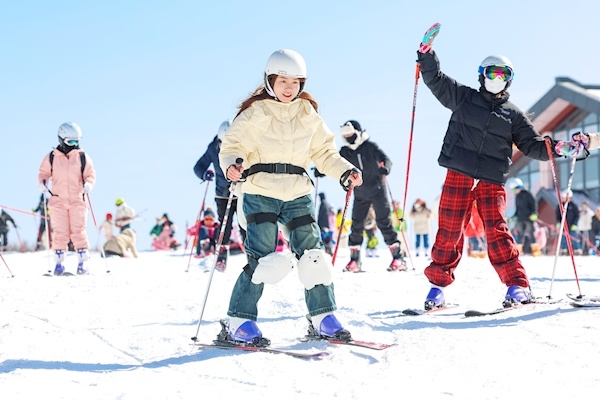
[424,286,445,310]
[225,317,271,347]
[76,249,89,275]
[307,313,352,342]
[53,250,65,276]
[503,285,531,307]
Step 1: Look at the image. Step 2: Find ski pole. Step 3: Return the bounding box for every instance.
[86,194,110,273]
[0,251,14,277]
[42,194,53,274]
[191,158,243,342]
[332,188,352,266]
[185,177,211,271]
[545,139,581,299]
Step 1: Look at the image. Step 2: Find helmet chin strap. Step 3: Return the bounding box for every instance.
[264,74,304,101]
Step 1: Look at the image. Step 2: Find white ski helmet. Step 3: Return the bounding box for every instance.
[479,55,514,72]
[57,121,82,147]
[509,177,524,190]
[217,120,230,141]
[58,122,82,140]
[264,49,307,98]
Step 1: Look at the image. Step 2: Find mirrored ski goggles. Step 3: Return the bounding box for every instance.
[479,65,514,82]
[65,138,80,146]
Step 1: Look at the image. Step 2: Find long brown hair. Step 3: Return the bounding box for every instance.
[235,75,318,118]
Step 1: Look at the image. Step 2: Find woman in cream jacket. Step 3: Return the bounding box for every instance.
[218,49,362,346]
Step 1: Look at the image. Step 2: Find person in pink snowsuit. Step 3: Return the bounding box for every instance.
[37,122,96,275]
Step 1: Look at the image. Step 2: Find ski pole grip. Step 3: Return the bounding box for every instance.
[235,157,243,165]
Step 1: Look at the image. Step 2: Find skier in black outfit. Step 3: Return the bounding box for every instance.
[0,208,17,251]
[509,178,538,255]
[317,192,334,255]
[338,120,406,272]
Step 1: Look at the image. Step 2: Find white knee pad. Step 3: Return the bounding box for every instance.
[251,251,297,285]
[297,249,333,290]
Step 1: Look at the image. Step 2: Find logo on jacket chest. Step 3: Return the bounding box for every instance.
[491,108,512,124]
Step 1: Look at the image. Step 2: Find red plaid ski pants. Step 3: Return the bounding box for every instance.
[424,170,529,288]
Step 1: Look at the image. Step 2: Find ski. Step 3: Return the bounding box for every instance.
[566,293,600,302]
[301,336,395,350]
[43,272,76,277]
[464,299,561,317]
[401,304,459,316]
[193,342,329,360]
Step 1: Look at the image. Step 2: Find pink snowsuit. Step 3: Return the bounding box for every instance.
[38,149,96,251]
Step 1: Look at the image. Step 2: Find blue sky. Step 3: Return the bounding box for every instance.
[2,0,600,250]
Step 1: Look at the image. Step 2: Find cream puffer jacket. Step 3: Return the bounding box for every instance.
[220,98,356,202]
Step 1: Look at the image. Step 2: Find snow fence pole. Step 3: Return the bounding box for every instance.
[185,177,211,272]
[545,139,582,299]
[191,158,243,342]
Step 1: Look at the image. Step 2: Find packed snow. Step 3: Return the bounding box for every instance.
[1,247,599,399]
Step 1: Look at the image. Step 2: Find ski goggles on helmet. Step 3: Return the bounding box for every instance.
[64,138,80,146]
[479,65,514,82]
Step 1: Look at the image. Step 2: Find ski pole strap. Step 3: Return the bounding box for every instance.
[242,163,313,186]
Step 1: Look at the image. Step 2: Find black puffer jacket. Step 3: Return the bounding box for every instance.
[339,138,391,197]
[418,50,556,186]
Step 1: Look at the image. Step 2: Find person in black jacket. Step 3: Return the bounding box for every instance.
[193,120,245,270]
[509,178,538,255]
[416,37,564,310]
[555,189,581,255]
[0,207,17,251]
[317,192,334,255]
[338,120,406,273]
[591,207,600,254]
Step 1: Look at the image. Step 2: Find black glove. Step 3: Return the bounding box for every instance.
[313,168,326,178]
[378,166,390,175]
[340,168,361,191]
[203,169,215,181]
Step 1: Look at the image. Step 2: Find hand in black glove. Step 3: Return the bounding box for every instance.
[203,169,215,182]
[313,168,326,178]
[378,166,390,175]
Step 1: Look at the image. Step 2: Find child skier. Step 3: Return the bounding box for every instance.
[37,122,96,275]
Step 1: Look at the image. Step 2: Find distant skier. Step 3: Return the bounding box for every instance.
[338,120,406,273]
[194,120,245,271]
[0,207,17,251]
[37,122,96,275]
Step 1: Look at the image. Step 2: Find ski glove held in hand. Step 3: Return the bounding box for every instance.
[39,183,48,193]
[340,168,361,191]
[83,182,93,193]
[203,169,215,182]
[555,141,577,157]
[570,132,590,149]
[378,166,390,176]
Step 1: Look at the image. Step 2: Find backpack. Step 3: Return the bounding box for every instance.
[49,149,86,181]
